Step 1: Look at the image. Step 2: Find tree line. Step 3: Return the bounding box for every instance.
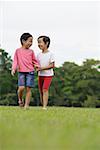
[0,48,100,107]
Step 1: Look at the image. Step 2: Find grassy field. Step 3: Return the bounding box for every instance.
[0,106,100,150]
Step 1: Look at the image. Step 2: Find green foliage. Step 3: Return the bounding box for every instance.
[0,93,17,105]
[0,49,17,105]
[83,95,97,108]
[0,49,12,71]
[0,48,100,107]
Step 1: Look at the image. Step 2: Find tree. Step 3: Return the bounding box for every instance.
[0,48,17,105]
[0,49,100,108]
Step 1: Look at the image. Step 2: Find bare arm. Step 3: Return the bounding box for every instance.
[37,62,55,71]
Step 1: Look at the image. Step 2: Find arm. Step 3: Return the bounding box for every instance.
[32,51,40,68]
[11,50,18,76]
[38,62,55,71]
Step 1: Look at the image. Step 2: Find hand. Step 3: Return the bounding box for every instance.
[34,64,40,70]
[36,67,41,71]
[11,69,15,76]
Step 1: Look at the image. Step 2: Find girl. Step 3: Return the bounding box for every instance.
[37,36,55,110]
[11,33,39,109]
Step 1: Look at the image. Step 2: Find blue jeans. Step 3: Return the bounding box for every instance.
[18,71,34,88]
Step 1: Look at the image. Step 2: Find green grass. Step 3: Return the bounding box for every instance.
[0,106,100,150]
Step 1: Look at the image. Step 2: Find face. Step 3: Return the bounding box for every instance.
[22,37,33,49]
[38,38,47,50]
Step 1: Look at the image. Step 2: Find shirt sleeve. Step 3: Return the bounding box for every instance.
[50,53,55,63]
[12,50,18,71]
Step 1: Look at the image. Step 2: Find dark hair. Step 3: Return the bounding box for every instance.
[38,36,50,48]
[20,33,33,45]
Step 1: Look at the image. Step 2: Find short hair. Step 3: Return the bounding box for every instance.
[37,36,50,48]
[20,33,33,45]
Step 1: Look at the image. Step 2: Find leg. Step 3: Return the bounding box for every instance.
[39,90,43,105]
[18,72,25,106]
[18,86,25,107]
[25,71,34,108]
[43,89,48,108]
[42,76,53,109]
[24,87,31,108]
[38,76,44,105]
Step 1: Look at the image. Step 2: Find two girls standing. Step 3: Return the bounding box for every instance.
[11,33,55,109]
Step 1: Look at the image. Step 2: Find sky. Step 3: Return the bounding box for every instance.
[0,0,100,66]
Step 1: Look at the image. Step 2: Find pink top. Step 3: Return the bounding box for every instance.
[12,48,39,72]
